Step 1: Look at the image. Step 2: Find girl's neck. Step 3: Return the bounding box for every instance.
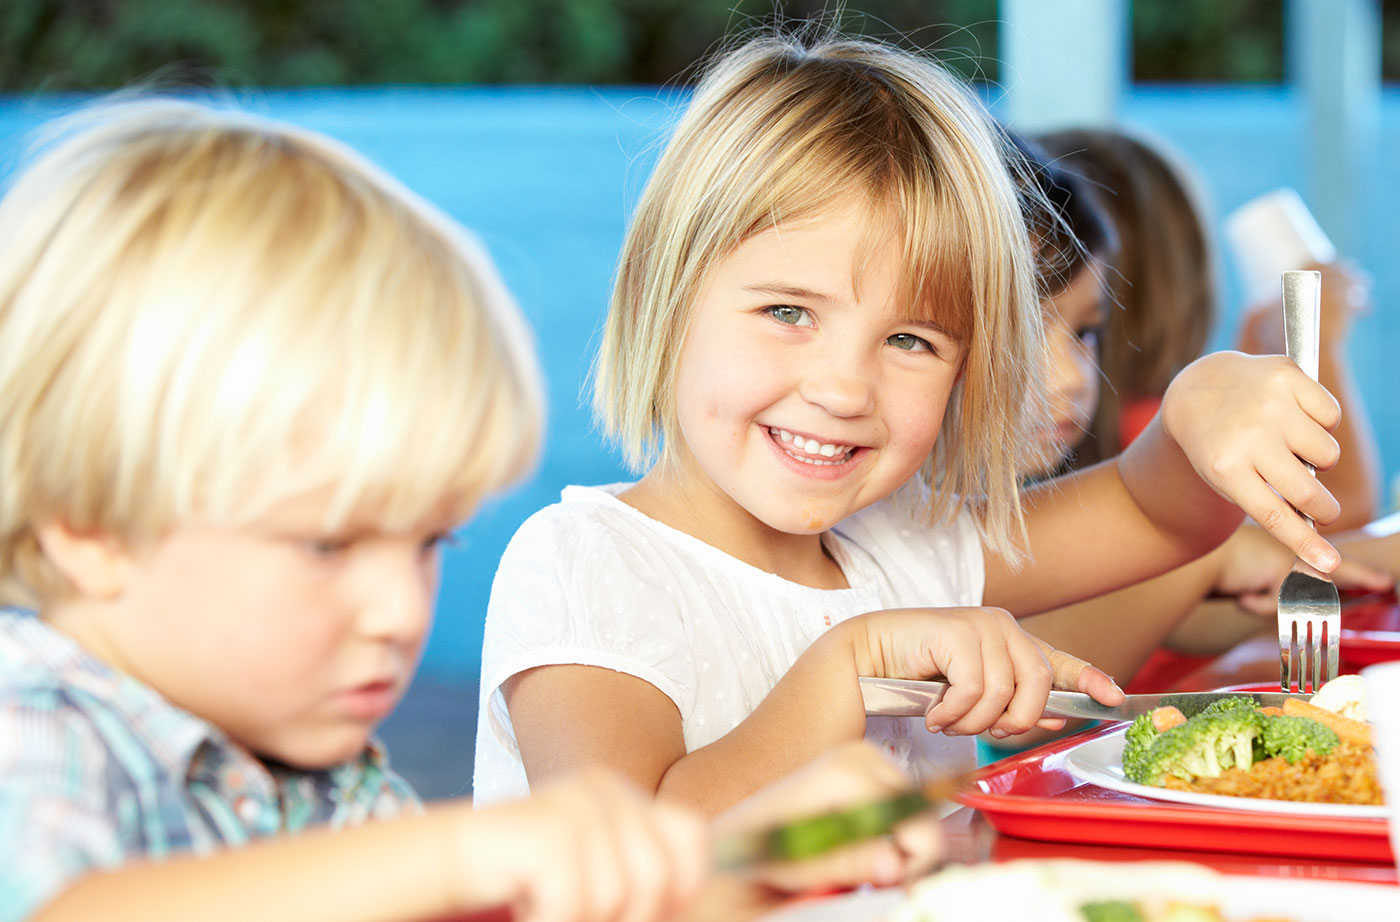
[618,469,850,590]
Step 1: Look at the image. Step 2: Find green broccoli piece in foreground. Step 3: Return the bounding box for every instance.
[1121,713,1161,784]
[1259,714,1339,763]
[1127,713,1263,787]
[1080,901,1144,922]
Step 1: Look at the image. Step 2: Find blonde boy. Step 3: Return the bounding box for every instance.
[0,98,721,922]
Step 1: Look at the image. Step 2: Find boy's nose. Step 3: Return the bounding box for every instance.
[358,553,436,643]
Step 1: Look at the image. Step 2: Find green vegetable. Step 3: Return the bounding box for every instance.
[1125,709,1264,787]
[1121,712,1161,785]
[1259,714,1339,763]
[1079,900,1145,922]
[762,789,930,861]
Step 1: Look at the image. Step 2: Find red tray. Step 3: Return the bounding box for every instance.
[1341,590,1400,668]
[957,723,1395,865]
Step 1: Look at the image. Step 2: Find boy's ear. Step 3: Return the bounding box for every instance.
[34,521,134,600]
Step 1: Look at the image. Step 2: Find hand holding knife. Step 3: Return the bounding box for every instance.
[859,676,1316,721]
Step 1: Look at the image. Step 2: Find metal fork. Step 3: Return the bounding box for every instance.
[1277,269,1340,692]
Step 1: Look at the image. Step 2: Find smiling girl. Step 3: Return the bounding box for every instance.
[474,31,1347,815]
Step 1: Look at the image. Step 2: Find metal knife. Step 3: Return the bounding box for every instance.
[859,676,1316,721]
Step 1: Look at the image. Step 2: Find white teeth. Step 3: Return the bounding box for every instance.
[769,427,853,462]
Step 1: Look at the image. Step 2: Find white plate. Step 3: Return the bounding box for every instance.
[1063,726,1389,818]
[757,863,1400,922]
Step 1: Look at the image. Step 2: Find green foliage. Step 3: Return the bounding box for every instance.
[2,0,1397,90]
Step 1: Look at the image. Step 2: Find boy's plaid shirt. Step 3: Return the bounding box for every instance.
[0,609,420,922]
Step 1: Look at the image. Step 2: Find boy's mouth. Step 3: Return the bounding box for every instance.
[768,427,857,465]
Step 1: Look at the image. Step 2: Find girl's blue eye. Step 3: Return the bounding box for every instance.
[1077,326,1101,349]
[766,305,812,326]
[887,332,934,353]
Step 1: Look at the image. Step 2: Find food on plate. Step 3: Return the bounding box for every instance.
[1307,673,1367,722]
[1119,681,1381,805]
[885,860,1302,921]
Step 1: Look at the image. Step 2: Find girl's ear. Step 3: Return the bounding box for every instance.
[34,522,134,600]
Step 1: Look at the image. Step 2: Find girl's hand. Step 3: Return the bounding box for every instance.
[1215,524,1394,617]
[853,607,1123,738]
[455,769,708,922]
[1161,350,1342,573]
[713,741,942,893]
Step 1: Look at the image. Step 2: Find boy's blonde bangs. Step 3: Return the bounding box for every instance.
[596,34,1045,557]
[0,100,542,606]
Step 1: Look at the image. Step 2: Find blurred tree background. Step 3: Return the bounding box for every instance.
[2,0,1398,91]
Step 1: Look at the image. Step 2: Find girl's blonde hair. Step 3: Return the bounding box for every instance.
[594,32,1048,558]
[0,97,543,608]
[1039,128,1218,454]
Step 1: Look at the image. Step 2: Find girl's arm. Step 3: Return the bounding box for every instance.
[986,351,1343,615]
[506,607,1102,817]
[32,776,707,922]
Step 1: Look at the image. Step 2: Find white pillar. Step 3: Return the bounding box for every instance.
[999,0,1128,132]
[1288,0,1380,256]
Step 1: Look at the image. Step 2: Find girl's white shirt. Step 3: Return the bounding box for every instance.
[472,482,984,806]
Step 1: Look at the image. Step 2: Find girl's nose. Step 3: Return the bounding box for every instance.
[797,348,876,418]
[1045,326,1089,399]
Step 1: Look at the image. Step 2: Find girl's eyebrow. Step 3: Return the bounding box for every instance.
[742,282,835,303]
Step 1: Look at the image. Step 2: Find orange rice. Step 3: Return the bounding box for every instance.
[1162,742,1382,805]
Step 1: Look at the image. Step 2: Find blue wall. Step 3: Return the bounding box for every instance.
[1,85,1397,688]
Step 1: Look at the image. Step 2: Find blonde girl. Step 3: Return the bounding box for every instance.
[476,32,1345,815]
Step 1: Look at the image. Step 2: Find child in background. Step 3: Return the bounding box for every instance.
[1038,127,1381,530]
[0,98,942,922]
[1025,127,1388,690]
[476,31,1348,815]
[989,139,1390,752]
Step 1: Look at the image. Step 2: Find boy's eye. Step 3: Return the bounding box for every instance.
[765,305,813,327]
[304,537,355,557]
[420,531,458,555]
[887,332,934,353]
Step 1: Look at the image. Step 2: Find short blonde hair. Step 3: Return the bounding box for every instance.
[594,32,1047,558]
[0,97,543,608]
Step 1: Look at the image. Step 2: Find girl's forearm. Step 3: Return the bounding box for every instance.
[1117,413,1243,555]
[656,620,868,816]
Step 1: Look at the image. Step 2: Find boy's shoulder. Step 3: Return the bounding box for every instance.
[0,609,207,771]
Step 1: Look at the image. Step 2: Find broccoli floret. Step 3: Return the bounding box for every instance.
[1259,714,1339,763]
[1128,713,1264,786]
[1080,901,1144,922]
[1197,696,1266,724]
[1121,713,1161,784]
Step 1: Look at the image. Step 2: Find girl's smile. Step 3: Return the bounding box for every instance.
[623,193,966,582]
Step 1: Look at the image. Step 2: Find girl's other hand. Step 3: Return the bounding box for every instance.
[455,769,708,922]
[713,741,942,893]
[854,607,1123,739]
[1161,350,1342,573]
[1214,524,1394,617]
